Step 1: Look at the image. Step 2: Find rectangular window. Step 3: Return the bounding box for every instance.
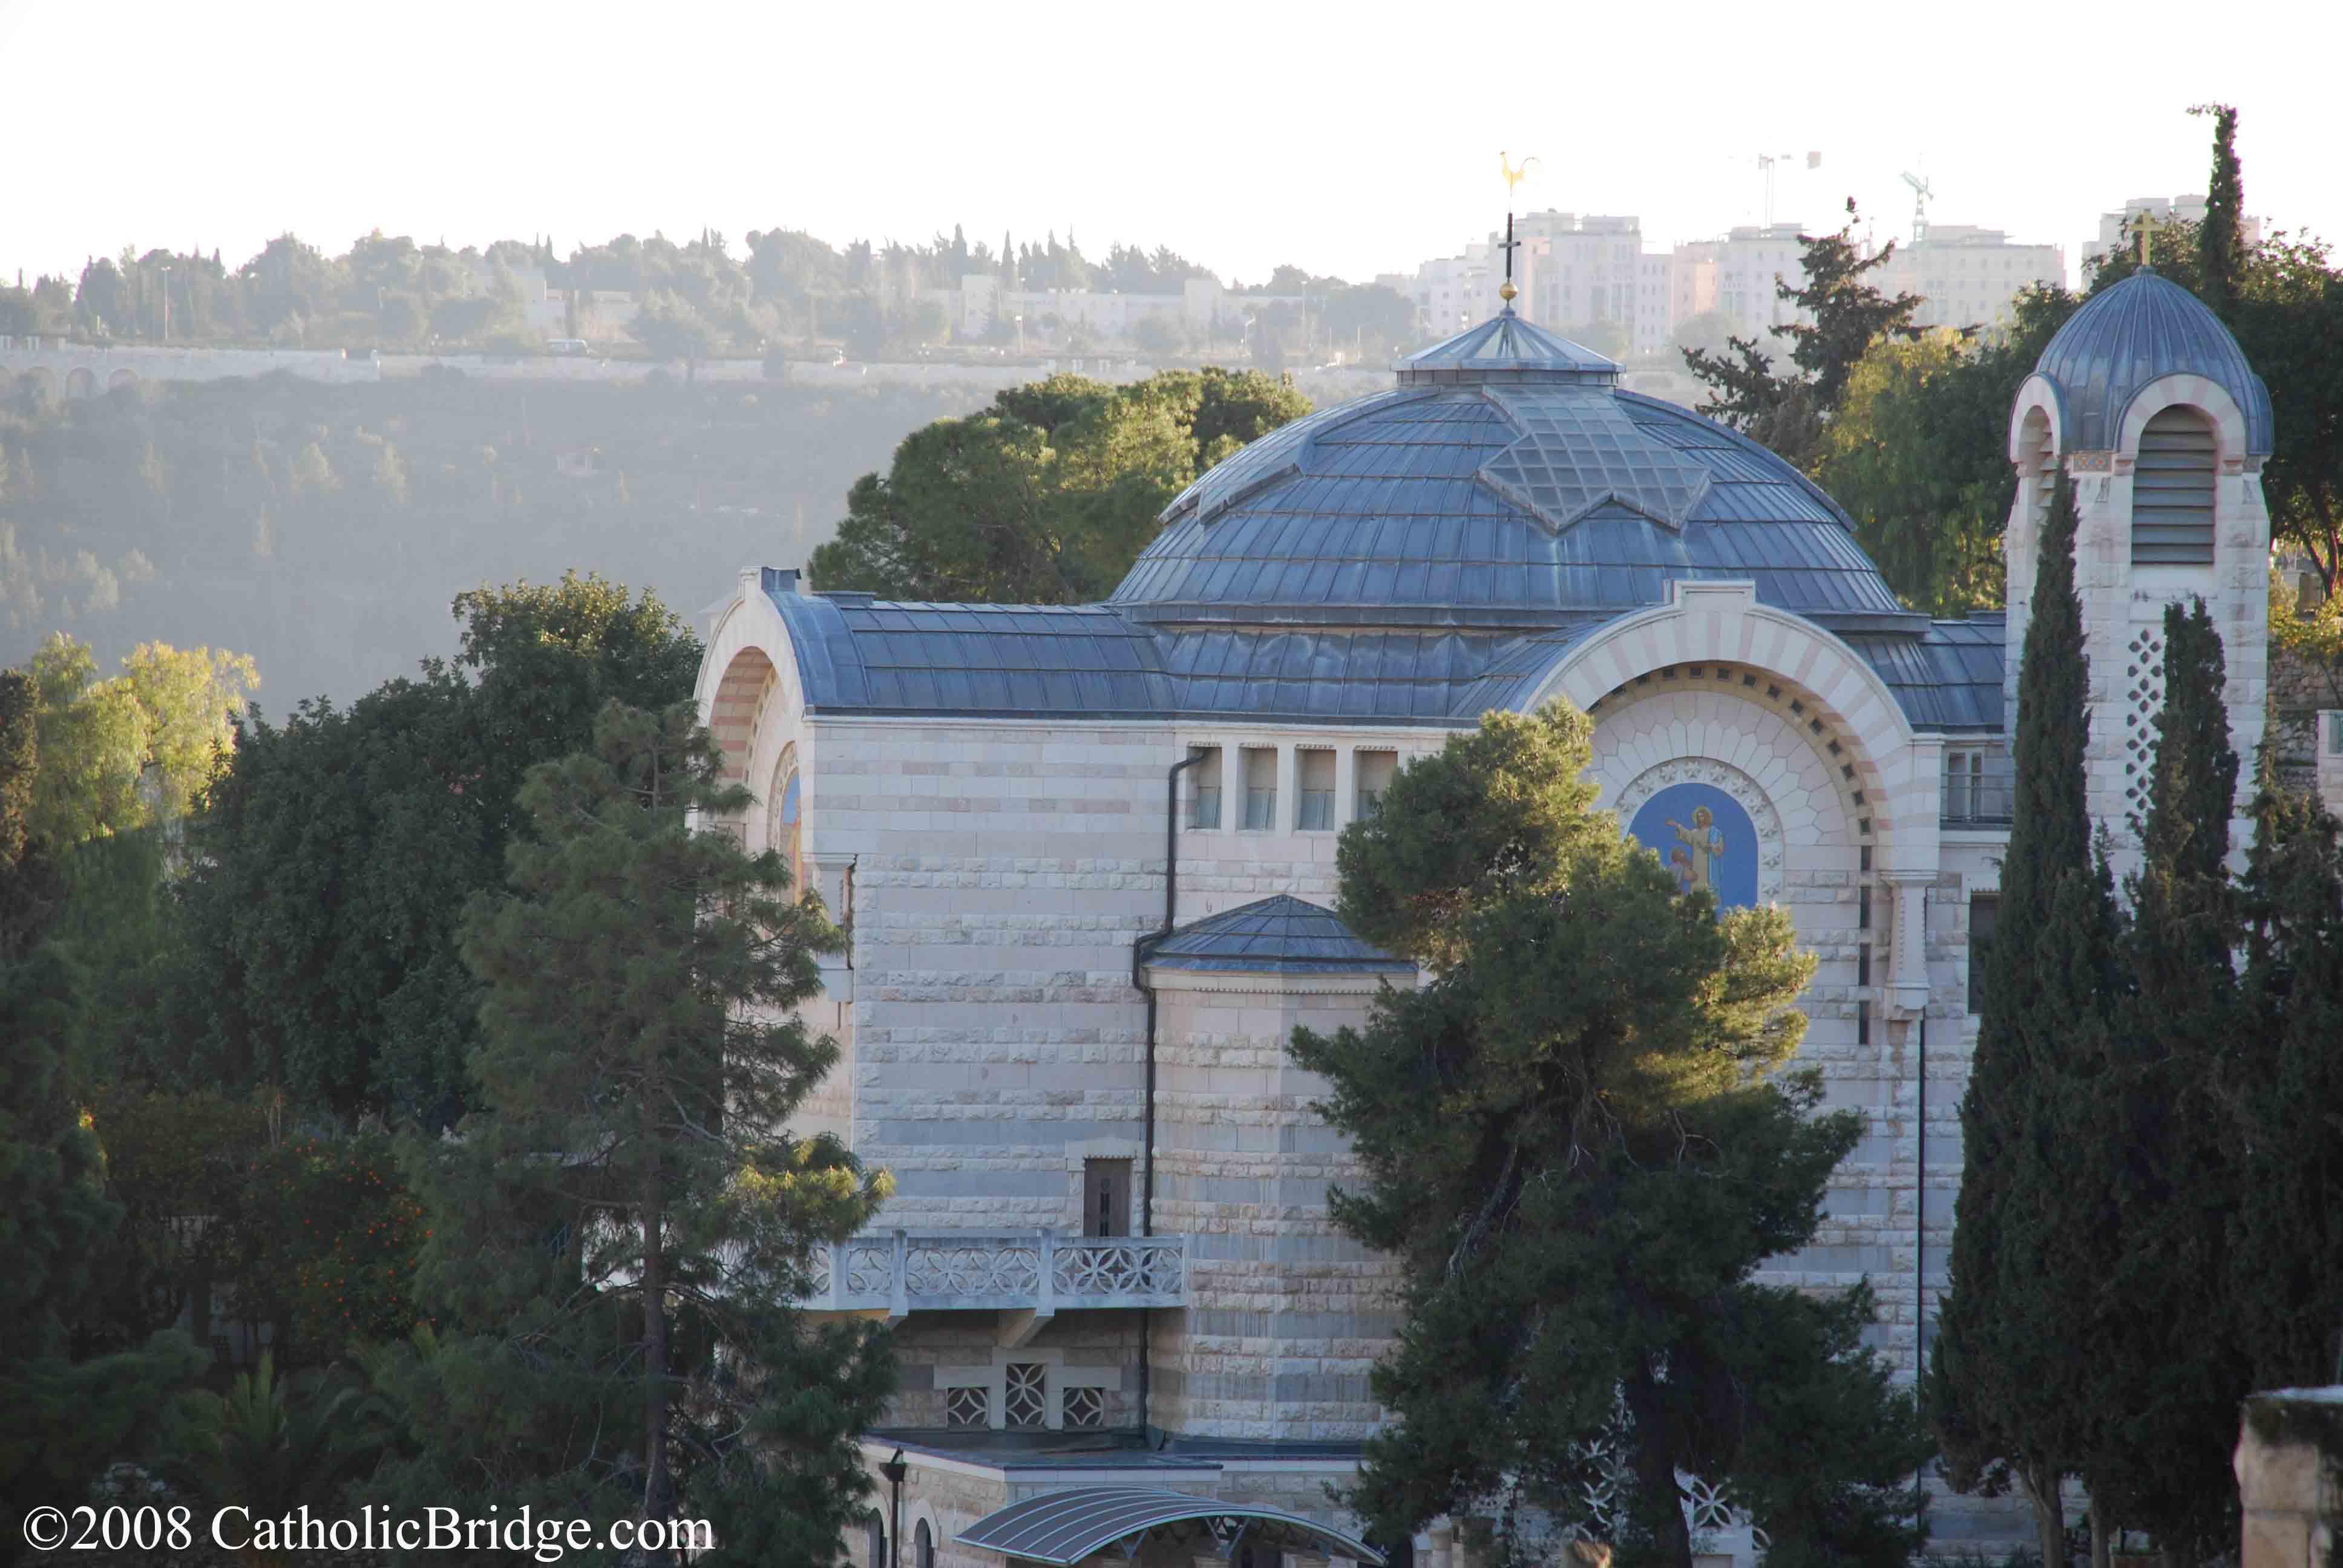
[1297,750,1335,830]
[1945,751,1971,820]
[1356,750,1397,819]
[1858,883,1872,930]
[1187,746,1222,829]
[2329,713,2343,756]
[1857,998,1871,1047]
[1969,895,1999,1014]
[1242,747,1278,831]
[1858,944,1872,987]
[1083,1158,1131,1238]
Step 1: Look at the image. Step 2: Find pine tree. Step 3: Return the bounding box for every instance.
[1932,475,2122,1566]
[1295,705,1928,1568]
[2191,104,2243,319]
[380,701,894,1558]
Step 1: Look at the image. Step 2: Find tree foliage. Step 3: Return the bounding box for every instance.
[1930,478,2123,1564]
[0,944,208,1559]
[173,573,698,1126]
[1683,201,1920,472]
[1294,704,1928,1568]
[1815,291,2080,616]
[378,699,892,1562]
[810,368,1310,603]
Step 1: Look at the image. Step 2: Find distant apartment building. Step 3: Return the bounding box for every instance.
[1387,208,2060,362]
[1391,243,1492,339]
[1869,226,2065,330]
[1508,211,1643,336]
[1714,223,1814,343]
[2085,195,2263,270]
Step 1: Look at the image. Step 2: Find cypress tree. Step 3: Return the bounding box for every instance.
[2088,599,2244,1561]
[1932,475,2122,1566]
[2192,104,2243,319]
[2226,769,2343,1392]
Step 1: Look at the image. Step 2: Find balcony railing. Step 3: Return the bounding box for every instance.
[804,1231,1188,1318]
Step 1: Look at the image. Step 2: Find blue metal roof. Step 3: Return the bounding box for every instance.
[1142,895,1414,975]
[1847,615,2006,733]
[957,1488,1384,1568]
[1113,378,1915,630]
[2033,270,2274,454]
[765,577,1604,727]
[1397,304,1617,384]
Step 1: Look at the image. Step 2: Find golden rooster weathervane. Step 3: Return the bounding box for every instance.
[1498,152,1538,303]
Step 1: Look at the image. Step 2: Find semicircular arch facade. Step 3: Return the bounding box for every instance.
[1519,581,1925,864]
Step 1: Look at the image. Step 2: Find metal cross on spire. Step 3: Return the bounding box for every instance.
[1498,151,1538,305]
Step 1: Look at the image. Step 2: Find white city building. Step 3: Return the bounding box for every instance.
[1869,226,2066,332]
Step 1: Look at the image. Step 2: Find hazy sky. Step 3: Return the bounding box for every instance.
[5,0,2335,293]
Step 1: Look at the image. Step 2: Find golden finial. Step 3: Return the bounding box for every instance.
[1499,281,1518,302]
[1501,151,1539,194]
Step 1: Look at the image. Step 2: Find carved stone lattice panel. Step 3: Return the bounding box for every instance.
[1004,1363,1047,1429]
[1611,757,1787,904]
[1053,1240,1184,1297]
[1559,1390,1760,1547]
[804,1247,833,1297]
[905,1243,1041,1297]
[2123,627,2168,812]
[845,1246,894,1296]
[1062,1387,1106,1428]
[945,1387,989,1429]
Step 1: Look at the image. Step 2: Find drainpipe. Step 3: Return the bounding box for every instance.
[1132,750,1202,1443]
[1915,1010,1927,1398]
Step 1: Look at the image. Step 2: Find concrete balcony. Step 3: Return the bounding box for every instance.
[805,1231,1188,1327]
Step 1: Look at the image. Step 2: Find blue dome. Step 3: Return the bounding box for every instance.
[1110,313,1913,632]
[2032,269,2273,454]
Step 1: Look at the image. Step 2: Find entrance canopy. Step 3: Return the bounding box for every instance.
[957,1487,1384,1567]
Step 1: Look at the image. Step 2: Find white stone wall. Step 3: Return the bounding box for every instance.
[1146,970,1411,1440]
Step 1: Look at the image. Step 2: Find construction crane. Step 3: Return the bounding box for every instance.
[1901,171,1934,246]
[1757,152,1797,229]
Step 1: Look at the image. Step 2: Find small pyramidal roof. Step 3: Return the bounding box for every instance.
[1398,305,1617,386]
[1142,895,1414,975]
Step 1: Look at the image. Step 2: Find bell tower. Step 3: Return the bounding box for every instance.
[2004,269,2275,880]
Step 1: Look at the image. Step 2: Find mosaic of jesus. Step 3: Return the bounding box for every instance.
[1627,782,1760,911]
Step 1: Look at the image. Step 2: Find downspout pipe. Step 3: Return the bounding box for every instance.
[1133,750,1202,1444]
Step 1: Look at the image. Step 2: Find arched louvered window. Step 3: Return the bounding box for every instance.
[2132,407,2217,564]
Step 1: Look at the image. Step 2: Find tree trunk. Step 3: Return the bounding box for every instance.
[2022,1462,2066,1568]
[1626,1359,1695,1568]
[2089,1491,2111,1568]
[641,1137,667,1539]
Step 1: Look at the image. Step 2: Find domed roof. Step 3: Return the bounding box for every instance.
[2033,269,2273,454]
[1110,312,1913,632]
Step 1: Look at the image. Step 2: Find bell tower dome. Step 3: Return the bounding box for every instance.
[2005,269,2275,874]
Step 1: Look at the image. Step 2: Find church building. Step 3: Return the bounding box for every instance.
[692,269,2273,1568]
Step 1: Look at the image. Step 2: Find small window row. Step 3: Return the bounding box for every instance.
[1183,743,1400,835]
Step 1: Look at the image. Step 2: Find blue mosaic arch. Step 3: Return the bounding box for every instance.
[1628,782,1761,910]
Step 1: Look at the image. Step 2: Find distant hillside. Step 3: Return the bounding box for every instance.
[0,369,988,707]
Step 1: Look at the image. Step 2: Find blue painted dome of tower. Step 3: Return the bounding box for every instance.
[2031,269,2273,454]
[1109,307,1914,632]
